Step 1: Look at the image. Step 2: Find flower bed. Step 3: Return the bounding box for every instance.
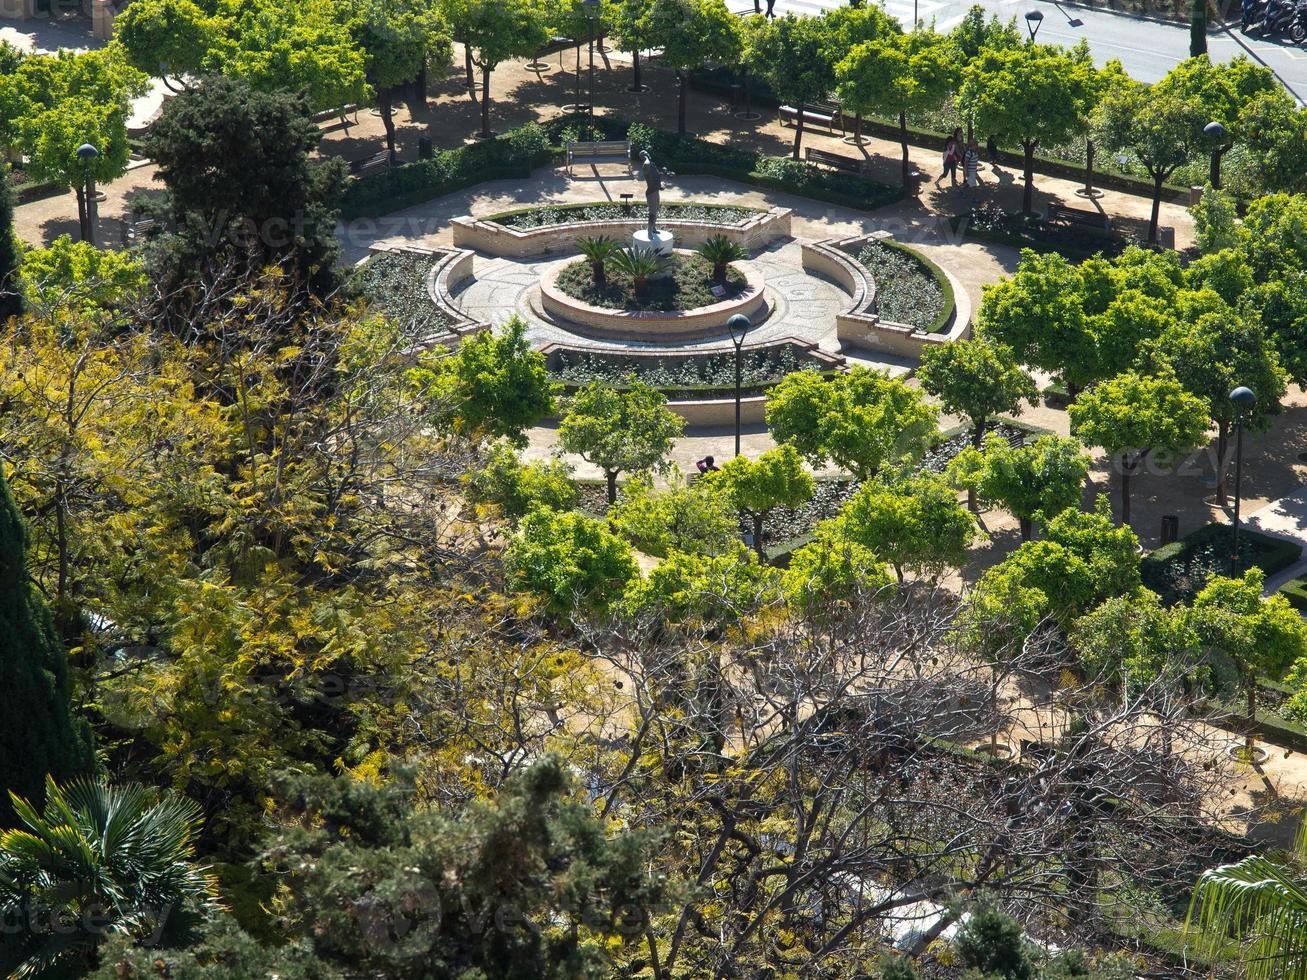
[550,346,819,388]
[354,251,450,339]
[485,201,761,229]
[1142,522,1303,606]
[855,241,946,333]
[554,254,745,312]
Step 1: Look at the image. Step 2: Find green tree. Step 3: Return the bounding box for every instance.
[917,337,1036,448]
[609,475,738,558]
[1068,370,1209,527]
[346,0,454,161]
[252,759,665,979]
[782,528,890,619]
[19,235,146,313]
[0,166,21,323]
[835,473,979,582]
[144,75,348,304]
[459,0,549,138]
[463,444,577,522]
[745,13,834,159]
[0,466,92,823]
[954,433,1090,540]
[644,0,741,135]
[0,776,218,978]
[557,380,684,503]
[608,0,652,92]
[976,250,1096,396]
[113,0,219,90]
[968,500,1141,629]
[954,903,1034,980]
[766,368,938,481]
[1239,91,1307,196]
[1095,76,1204,244]
[1071,589,1198,690]
[1193,568,1307,756]
[711,444,814,559]
[958,43,1096,214]
[419,318,557,447]
[837,29,955,189]
[505,507,638,614]
[1139,309,1286,505]
[622,543,780,625]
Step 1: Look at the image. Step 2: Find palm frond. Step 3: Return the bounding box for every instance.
[1187,855,1307,980]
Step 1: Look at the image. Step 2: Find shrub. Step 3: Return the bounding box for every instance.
[620,544,780,625]
[504,508,637,615]
[698,233,745,283]
[463,445,577,522]
[575,234,620,288]
[355,250,450,341]
[608,476,737,558]
[954,903,1034,980]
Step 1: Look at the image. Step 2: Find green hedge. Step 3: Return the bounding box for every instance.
[1279,574,1307,612]
[482,200,766,227]
[627,123,901,213]
[1142,522,1303,606]
[338,123,555,220]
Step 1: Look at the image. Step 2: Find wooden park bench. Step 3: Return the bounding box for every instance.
[1046,202,1111,234]
[349,150,391,177]
[779,102,845,136]
[804,146,866,176]
[566,139,632,175]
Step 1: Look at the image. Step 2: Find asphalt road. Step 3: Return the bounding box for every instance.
[764,0,1307,97]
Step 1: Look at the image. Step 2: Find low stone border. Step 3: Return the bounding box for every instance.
[364,242,489,348]
[538,252,769,342]
[451,205,793,258]
[536,334,844,372]
[802,235,971,361]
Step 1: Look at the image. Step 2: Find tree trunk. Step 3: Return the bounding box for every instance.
[752,511,765,561]
[972,418,987,448]
[379,88,397,163]
[677,70,688,135]
[1019,516,1033,541]
[899,110,911,191]
[631,49,642,91]
[1246,669,1257,757]
[1215,419,1230,506]
[1190,0,1208,56]
[464,44,474,89]
[1148,172,1164,244]
[479,66,492,138]
[414,58,429,109]
[791,109,805,160]
[606,470,618,504]
[1022,140,1036,215]
[854,112,863,144]
[1120,453,1132,527]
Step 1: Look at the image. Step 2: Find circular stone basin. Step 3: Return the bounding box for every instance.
[539,250,769,342]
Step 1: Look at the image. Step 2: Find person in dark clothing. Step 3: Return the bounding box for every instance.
[696,455,720,475]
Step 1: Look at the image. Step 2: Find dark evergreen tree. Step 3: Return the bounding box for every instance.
[143,76,347,322]
[0,466,92,822]
[954,903,1035,980]
[0,165,23,322]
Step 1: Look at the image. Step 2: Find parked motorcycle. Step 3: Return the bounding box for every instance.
[1291,0,1307,42]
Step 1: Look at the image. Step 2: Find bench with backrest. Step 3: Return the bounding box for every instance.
[779,102,845,136]
[566,139,632,175]
[804,146,866,176]
[349,150,391,177]
[1046,202,1111,233]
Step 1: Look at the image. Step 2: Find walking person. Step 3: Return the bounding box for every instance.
[764,0,776,16]
[938,127,962,186]
[963,136,981,204]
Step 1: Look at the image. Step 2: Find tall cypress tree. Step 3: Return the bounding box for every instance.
[0,466,92,821]
[0,166,22,322]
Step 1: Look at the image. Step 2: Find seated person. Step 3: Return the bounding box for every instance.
[696,455,720,475]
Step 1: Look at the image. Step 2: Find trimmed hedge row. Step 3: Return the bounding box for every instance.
[1279,574,1307,612]
[1142,522,1304,606]
[338,123,554,220]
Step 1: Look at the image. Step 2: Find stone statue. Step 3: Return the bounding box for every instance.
[639,150,671,235]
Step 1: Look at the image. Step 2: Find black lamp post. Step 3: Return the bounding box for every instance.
[1025,10,1044,41]
[582,0,599,118]
[1229,385,1256,576]
[727,313,751,458]
[76,143,99,247]
[1203,120,1227,190]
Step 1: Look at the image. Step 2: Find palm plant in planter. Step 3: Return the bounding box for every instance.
[609,247,667,299]
[576,235,620,289]
[698,234,745,284]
